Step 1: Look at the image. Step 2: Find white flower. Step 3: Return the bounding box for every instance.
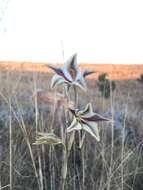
[67,103,111,141]
[47,54,95,91]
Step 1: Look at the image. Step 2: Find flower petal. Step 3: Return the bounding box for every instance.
[47,65,64,76]
[73,78,86,91]
[78,103,93,116]
[64,54,80,81]
[82,113,111,122]
[69,108,76,116]
[47,64,72,82]
[82,122,100,141]
[64,53,78,71]
[62,68,73,82]
[67,117,82,133]
[83,70,95,78]
[74,68,87,89]
[51,75,67,88]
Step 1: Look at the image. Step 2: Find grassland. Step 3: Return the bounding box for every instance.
[0,61,143,80]
[0,68,143,190]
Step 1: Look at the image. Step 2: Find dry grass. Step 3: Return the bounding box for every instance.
[0,70,143,190]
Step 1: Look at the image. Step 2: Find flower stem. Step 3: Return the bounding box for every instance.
[73,85,78,189]
[60,86,69,190]
[61,146,67,190]
[73,86,78,109]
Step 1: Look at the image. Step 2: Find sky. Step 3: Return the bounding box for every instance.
[0,0,143,64]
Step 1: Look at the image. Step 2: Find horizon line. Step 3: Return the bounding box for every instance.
[0,60,143,65]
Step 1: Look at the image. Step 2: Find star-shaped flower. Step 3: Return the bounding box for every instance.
[67,103,111,141]
[47,54,95,91]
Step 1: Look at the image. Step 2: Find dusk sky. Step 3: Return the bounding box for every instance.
[0,0,143,64]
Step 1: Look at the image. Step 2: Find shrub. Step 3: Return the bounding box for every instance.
[97,73,116,98]
[137,73,143,83]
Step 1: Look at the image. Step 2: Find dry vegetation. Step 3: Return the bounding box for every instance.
[0,69,143,190]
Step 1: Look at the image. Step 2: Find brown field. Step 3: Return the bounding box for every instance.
[0,61,143,80]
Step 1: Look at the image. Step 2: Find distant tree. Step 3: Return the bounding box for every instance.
[97,73,116,98]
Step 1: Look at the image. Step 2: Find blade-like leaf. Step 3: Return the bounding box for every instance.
[67,117,82,133]
[82,122,100,141]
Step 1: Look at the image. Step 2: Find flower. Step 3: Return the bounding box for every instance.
[33,132,63,145]
[67,103,111,141]
[47,54,95,91]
